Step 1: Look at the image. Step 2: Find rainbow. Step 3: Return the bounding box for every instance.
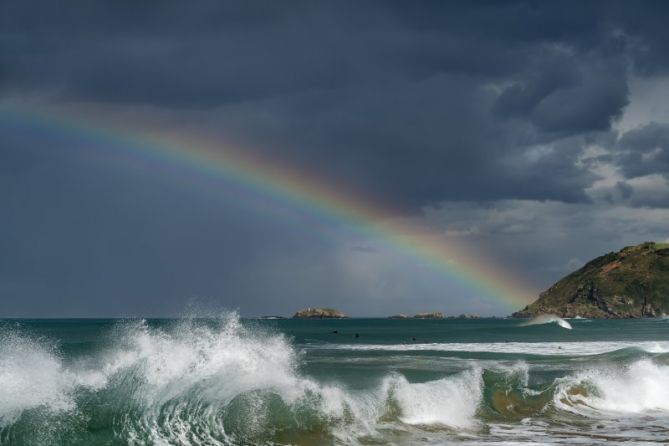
[1,103,536,310]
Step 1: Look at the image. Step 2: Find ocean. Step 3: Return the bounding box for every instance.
[1,315,669,445]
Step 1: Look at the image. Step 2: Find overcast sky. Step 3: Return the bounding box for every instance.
[2,1,669,317]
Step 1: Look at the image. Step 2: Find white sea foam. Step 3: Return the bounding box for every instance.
[318,341,669,356]
[0,331,111,427]
[108,315,302,403]
[384,370,482,428]
[0,333,75,425]
[0,316,491,444]
[6,315,668,445]
[99,316,489,444]
[555,359,669,414]
[105,316,316,445]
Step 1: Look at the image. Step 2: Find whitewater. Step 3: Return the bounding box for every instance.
[1,316,669,445]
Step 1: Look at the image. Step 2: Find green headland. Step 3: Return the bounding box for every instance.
[514,242,669,318]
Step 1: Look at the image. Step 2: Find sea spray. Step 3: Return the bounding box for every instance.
[107,316,487,444]
[385,370,482,428]
[0,316,495,445]
[3,317,669,445]
[106,316,325,445]
[0,332,77,425]
[0,330,108,446]
[554,359,669,414]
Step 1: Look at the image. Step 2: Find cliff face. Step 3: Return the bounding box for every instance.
[514,242,669,318]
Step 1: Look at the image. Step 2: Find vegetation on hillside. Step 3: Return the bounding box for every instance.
[514,242,669,318]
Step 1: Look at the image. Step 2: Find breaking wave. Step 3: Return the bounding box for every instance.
[2,315,669,445]
[0,316,485,445]
[555,359,669,415]
[520,314,572,329]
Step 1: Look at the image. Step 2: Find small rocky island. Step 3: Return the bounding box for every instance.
[293,307,347,319]
[413,312,445,319]
[514,242,669,318]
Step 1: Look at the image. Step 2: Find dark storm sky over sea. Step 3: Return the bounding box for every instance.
[1,1,669,317]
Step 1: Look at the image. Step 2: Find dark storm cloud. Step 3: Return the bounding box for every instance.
[493,49,629,133]
[615,122,669,178]
[197,76,597,206]
[3,1,669,317]
[0,1,629,106]
[609,1,669,75]
[2,1,668,208]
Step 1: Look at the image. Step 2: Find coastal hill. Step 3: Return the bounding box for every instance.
[514,242,669,318]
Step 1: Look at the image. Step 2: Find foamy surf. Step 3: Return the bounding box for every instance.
[555,359,669,415]
[313,341,669,356]
[0,333,75,426]
[384,370,482,429]
[0,317,486,445]
[2,316,669,445]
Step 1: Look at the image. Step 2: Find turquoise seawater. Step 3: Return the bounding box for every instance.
[1,316,669,445]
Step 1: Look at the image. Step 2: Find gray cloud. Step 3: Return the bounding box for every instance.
[423,199,669,288]
[2,0,665,209]
[616,122,669,177]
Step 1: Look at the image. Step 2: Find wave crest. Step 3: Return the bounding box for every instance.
[554,359,669,414]
[521,314,572,330]
[0,316,484,445]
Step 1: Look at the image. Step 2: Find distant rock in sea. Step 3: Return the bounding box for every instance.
[256,316,285,320]
[388,314,409,319]
[455,313,480,319]
[513,241,669,319]
[293,307,347,319]
[413,312,445,319]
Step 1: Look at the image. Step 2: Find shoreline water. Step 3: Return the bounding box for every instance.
[1,316,669,445]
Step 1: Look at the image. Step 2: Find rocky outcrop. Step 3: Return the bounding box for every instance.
[293,307,347,319]
[513,242,669,319]
[413,312,445,319]
[388,314,409,319]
